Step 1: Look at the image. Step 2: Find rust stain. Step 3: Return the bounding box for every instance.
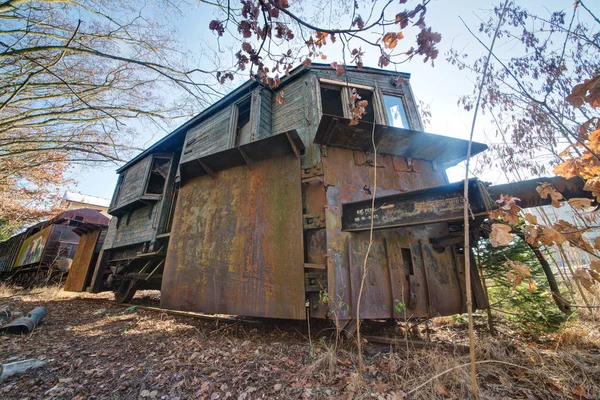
[161,153,305,320]
[321,146,468,321]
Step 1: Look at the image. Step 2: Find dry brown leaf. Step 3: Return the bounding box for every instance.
[566,74,600,108]
[275,91,285,105]
[528,279,537,292]
[505,260,532,290]
[524,225,539,246]
[382,32,404,49]
[538,225,566,246]
[554,219,592,251]
[594,237,600,251]
[434,381,454,399]
[568,198,594,210]
[590,260,600,273]
[572,384,594,400]
[524,213,538,225]
[490,224,513,247]
[536,182,564,207]
[573,268,596,292]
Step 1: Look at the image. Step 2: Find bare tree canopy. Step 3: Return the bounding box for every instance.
[449,0,600,180]
[0,0,221,229]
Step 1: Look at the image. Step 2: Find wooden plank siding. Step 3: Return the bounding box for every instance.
[103,204,160,250]
[111,156,152,209]
[256,88,272,141]
[181,106,232,164]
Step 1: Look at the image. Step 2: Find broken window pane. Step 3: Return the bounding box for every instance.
[145,157,171,195]
[383,95,410,129]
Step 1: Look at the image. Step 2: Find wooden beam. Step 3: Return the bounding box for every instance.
[304,263,326,270]
[197,159,215,179]
[285,131,300,159]
[238,147,253,168]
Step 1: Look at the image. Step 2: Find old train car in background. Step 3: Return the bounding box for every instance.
[83,63,500,329]
[0,209,109,287]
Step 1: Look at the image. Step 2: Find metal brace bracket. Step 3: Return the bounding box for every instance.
[303,213,324,229]
[305,271,327,292]
[301,162,323,180]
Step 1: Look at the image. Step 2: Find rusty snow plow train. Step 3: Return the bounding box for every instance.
[0,209,109,287]
[53,64,592,329]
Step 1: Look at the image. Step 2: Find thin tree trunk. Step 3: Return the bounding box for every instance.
[474,248,495,335]
[525,241,572,315]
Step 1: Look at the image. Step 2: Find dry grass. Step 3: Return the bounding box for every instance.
[1,284,599,399]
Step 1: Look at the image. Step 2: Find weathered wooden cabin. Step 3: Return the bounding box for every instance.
[0,209,109,287]
[88,64,495,327]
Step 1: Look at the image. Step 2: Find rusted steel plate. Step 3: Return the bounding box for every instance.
[341,179,494,231]
[344,225,464,319]
[64,229,102,292]
[321,146,450,321]
[488,176,593,208]
[161,153,305,319]
[315,115,488,167]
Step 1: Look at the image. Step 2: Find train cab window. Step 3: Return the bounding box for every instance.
[383,94,410,129]
[320,84,344,117]
[319,82,376,123]
[235,96,253,146]
[355,88,375,123]
[144,156,171,195]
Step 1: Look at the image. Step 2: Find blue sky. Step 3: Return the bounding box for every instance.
[67,0,574,200]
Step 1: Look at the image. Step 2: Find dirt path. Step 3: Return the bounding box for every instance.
[1,289,599,399]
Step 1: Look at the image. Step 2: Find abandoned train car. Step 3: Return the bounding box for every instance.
[0,209,110,287]
[87,64,494,326]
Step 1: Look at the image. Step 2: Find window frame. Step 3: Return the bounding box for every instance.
[142,154,172,197]
[230,94,256,147]
[318,78,385,124]
[381,92,411,130]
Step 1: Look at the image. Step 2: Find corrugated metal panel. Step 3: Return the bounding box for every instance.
[161,153,306,319]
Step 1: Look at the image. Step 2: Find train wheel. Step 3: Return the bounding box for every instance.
[114,279,137,303]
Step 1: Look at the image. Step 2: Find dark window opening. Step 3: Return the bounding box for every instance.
[401,248,414,275]
[68,215,84,227]
[235,97,253,146]
[145,157,171,195]
[320,85,344,117]
[355,89,374,123]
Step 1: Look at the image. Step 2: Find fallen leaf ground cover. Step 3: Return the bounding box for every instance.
[0,286,599,399]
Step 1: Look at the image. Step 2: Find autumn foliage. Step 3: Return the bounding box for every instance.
[208,0,441,87]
